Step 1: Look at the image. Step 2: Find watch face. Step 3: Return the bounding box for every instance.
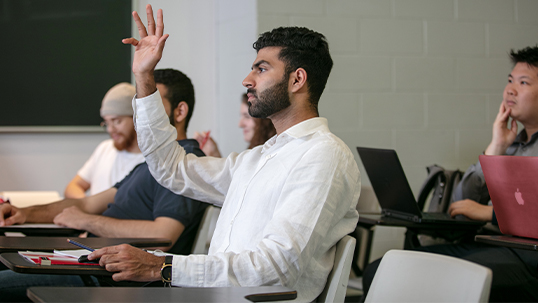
[161,256,173,283]
[162,265,172,281]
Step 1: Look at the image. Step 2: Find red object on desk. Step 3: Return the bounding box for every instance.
[19,252,100,266]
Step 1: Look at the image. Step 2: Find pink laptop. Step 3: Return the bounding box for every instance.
[479,155,538,239]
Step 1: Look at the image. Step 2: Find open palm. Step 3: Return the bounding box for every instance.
[122,5,169,77]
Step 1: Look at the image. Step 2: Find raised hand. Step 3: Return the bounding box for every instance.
[122,4,169,97]
[485,102,518,155]
[193,131,222,157]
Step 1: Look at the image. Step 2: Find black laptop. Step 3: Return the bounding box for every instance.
[357,146,483,225]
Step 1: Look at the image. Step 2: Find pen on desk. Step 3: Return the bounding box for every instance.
[67,239,95,252]
[200,130,211,149]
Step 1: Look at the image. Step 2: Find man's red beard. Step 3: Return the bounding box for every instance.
[112,129,137,151]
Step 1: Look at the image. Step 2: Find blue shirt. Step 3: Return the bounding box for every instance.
[102,139,208,255]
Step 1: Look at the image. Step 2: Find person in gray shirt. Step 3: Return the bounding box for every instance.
[448,45,538,223]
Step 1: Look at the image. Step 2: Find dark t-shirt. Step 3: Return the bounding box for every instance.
[102,139,208,255]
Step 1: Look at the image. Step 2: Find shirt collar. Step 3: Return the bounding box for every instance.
[261,117,329,153]
[514,129,538,146]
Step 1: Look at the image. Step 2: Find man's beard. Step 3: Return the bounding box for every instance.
[247,74,291,119]
[113,129,137,151]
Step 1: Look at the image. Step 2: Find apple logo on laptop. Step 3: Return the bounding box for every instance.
[515,188,525,205]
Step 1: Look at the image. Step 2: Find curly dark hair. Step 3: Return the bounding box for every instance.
[510,45,538,68]
[253,27,333,113]
[154,69,195,132]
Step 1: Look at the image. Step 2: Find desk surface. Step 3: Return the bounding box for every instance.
[0,252,111,276]
[475,235,538,251]
[27,286,298,302]
[0,236,172,252]
[0,224,82,237]
[358,213,484,230]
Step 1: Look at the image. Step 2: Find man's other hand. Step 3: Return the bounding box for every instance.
[448,199,493,221]
[89,244,165,282]
[485,102,518,155]
[0,204,26,226]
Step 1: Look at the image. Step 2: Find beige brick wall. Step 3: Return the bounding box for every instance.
[258,0,538,196]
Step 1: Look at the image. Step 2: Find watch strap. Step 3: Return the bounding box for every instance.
[160,255,173,283]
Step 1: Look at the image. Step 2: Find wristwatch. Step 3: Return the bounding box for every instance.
[160,255,173,284]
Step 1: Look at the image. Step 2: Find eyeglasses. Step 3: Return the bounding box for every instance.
[100,117,125,130]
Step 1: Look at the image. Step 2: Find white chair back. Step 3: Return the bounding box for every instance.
[317,235,356,303]
[191,205,220,254]
[365,249,492,303]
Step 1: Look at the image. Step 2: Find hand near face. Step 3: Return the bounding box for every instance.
[53,206,90,229]
[89,244,165,282]
[485,102,518,155]
[122,4,169,78]
[448,199,493,221]
[193,131,221,157]
[0,204,26,226]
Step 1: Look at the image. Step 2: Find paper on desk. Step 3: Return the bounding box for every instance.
[53,249,88,258]
[6,223,67,229]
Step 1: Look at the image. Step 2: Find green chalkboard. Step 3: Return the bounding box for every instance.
[1,0,132,128]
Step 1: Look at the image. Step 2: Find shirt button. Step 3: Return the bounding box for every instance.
[230,220,234,225]
[522,147,527,151]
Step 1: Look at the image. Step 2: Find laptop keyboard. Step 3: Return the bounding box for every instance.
[421,212,453,220]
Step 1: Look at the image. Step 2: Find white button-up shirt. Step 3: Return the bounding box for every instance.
[133,91,360,302]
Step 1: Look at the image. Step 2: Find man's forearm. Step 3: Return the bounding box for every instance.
[24,199,80,223]
[80,216,181,250]
[135,72,157,98]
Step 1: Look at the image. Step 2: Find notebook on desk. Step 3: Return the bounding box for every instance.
[479,155,538,239]
[357,147,482,225]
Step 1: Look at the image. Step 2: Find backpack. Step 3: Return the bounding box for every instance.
[417,165,463,213]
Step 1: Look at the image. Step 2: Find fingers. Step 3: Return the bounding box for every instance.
[0,205,8,226]
[132,11,148,39]
[501,108,512,121]
[89,244,134,261]
[511,119,518,134]
[146,4,156,36]
[156,9,164,37]
[155,34,169,57]
[89,245,120,260]
[0,205,22,226]
[122,38,139,46]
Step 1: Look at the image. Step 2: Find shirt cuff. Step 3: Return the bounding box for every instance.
[133,90,166,126]
[171,254,206,287]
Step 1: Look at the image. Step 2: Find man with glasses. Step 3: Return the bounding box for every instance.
[64,83,145,198]
[0,69,209,301]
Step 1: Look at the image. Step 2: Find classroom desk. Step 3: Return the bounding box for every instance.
[354,213,485,275]
[475,235,538,251]
[0,236,172,253]
[0,252,110,277]
[27,286,298,302]
[0,224,82,237]
[0,237,172,286]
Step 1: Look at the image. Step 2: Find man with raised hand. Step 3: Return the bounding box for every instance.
[91,5,360,302]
